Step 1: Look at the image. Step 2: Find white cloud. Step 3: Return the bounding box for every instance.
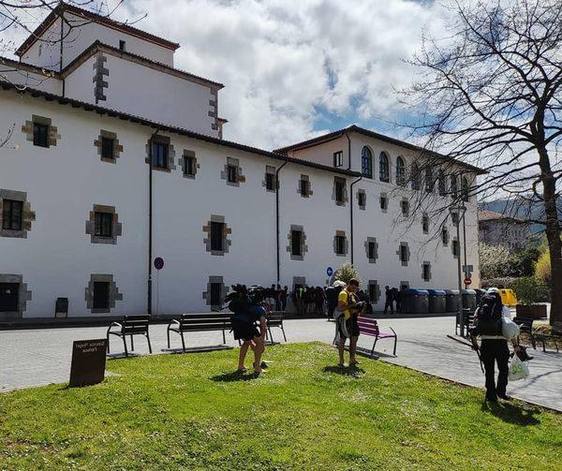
[1,0,450,149]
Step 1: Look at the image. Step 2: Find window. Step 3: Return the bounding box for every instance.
[335,178,345,204]
[94,212,113,238]
[0,283,19,312]
[151,140,169,169]
[399,244,409,264]
[119,40,126,51]
[450,175,458,199]
[2,200,23,231]
[300,177,310,197]
[227,164,238,183]
[184,155,196,177]
[210,221,224,252]
[291,230,303,257]
[210,283,222,307]
[442,226,449,245]
[101,136,115,160]
[368,282,379,303]
[92,281,110,310]
[33,122,49,148]
[452,239,460,257]
[422,214,429,234]
[380,194,388,211]
[265,172,275,191]
[357,191,366,207]
[451,212,459,226]
[396,156,406,186]
[401,199,409,217]
[361,147,373,178]
[379,152,390,182]
[411,163,420,190]
[335,235,346,255]
[462,177,469,202]
[425,167,434,193]
[422,262,431,282]
[333,151,343,168]
[368,241,376,260]
[438,170,446,196]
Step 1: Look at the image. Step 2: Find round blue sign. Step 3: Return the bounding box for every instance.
[154,257,164,270]
[326,267,333,277]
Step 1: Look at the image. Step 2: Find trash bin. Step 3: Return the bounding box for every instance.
[462,289,477,311]
[428,289,446,313]
[445,289,460,312]
[402,289,429,314]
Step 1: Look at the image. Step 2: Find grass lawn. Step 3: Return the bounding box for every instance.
[0,342,560,470]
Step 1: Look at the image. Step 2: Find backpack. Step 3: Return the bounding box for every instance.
[471,294,502,336]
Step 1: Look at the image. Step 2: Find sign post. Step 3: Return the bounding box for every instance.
[69,339,107,387]
[153,257,164,316]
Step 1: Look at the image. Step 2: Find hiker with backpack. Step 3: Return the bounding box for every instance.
[334,279,366,367]
[470,288,521,403]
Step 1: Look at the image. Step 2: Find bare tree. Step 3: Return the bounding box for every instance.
[400,0,562,329]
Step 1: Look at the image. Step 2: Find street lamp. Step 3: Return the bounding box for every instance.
[450,202,467,336]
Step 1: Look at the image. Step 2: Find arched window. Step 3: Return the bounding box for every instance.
[379,152,390,182]
[462,176,469,202]
[411,163,420,190]
[450,175,458,199]
[438,169,446,196]
[425,166,434,193]
[361,147,373,178]
[396,156,406,186]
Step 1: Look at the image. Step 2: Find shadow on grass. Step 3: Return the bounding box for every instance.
[322,365,366,377]
[210,370,261,382]
[481,401,541,426]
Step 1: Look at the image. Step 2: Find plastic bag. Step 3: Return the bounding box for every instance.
[508,356,529,381]
[502,316,520,340]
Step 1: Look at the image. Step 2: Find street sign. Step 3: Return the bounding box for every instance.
[464,277,472,286]
[154,257,164,270]
[463,264,473,276]
[326,267,333,277]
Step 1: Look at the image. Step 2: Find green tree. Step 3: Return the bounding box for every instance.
[334,264,361,285]
[479,243,512,279]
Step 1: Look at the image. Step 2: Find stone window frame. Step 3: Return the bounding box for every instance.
[298,174,313,198]
[452,236,460,258]
[202,276,228,310]
[365,237,379,263]
[287,224,308,261]
[85,274,122,314]
[203,215,232,256]
[421,261,432,282]
[397,241,410,266]
[94,130,123,163]
[368,280,381,304]
[400,198,410,217]
[22,115,60,148]
[333,230,349,257]
[0,274,32,320]
[357,189,366,210]
[263,165,277,192]
[422,213,429,234]
[379,192,388,213]
[0,189,35,239]
[145,135,176,172]
[221,157,246,187]
[85,204,122,244]
[332,176,348,207]
[181,150,199,179]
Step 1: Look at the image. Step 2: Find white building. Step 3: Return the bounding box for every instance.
[0,3,481,320]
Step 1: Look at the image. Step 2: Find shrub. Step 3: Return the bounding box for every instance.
[334,263,361,285]
[511,277,550,304]
[481,277,516,289]
[534,250,551,283]
[479,243,513,279]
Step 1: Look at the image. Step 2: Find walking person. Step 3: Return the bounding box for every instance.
[384,285,394,314]
[334,279,364,367]
[470,288,520,403]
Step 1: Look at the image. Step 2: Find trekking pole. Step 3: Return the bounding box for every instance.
[446,335,484,373]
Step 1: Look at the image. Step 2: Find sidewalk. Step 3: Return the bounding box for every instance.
[1,317,560,411]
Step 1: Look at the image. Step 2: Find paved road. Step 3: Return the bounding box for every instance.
[1,317,560,411]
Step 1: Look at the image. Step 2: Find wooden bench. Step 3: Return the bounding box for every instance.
[357,316,397,356]
[167,313,230,352]
[107,315,152,357]
[266,311,287,343]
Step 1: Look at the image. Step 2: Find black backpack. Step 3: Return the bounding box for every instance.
[471,294,502,336]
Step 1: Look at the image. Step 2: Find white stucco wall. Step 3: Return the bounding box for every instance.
[0,68,62,94]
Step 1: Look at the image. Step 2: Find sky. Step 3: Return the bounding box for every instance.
[1,0,451,150]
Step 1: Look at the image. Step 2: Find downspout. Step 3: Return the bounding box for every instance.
[345,130,352,170]
[59,9,65,96]
[147,128,160,315]
[350,176,363,265]
[275,159,289,283]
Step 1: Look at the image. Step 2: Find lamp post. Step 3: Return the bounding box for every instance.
[450,203,467,336]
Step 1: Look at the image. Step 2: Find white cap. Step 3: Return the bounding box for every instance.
[333,280,346,288]
[487,287,500,294]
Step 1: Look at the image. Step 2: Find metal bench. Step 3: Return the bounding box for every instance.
[357,316,397,356]
[266,311,287,343]
[167,313,230,352]
[516,317,561,352]
[107,315,152,357]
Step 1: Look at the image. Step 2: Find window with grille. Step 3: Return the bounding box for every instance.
[335,179,345,204]
[184,155,196,176]
[422,263,431,281]
[411,164,420,190]
[335,235,346,255]
[361,147,373,178]
[94,212,113,238]
[227,165,238,183]
[291,230,303,256]
[400,244,409,264]
[210,283,222,306]
[265,172,275,191]
[333,151,343,168]
[450,175,458,199]
[2,200,23,231]
[0,283,19,312]
[210,222,224,251]
[380,195,388,211]
[401,200,409,217]
[93,281,110,310]
[151,140,169,169]
[368,241,376,260]
[300,178,310,197]
[422,214,429,234]
[33,122,49,148]
[379,152,390,182]
[396,157,406,186]
[425,167,434,193]
[452,239,460,257]
[357,192,366,207]
[442,227,449,245]
[101,136,115,160]
[438,170,446,196]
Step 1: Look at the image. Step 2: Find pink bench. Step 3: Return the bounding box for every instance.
[357,316,397,356]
